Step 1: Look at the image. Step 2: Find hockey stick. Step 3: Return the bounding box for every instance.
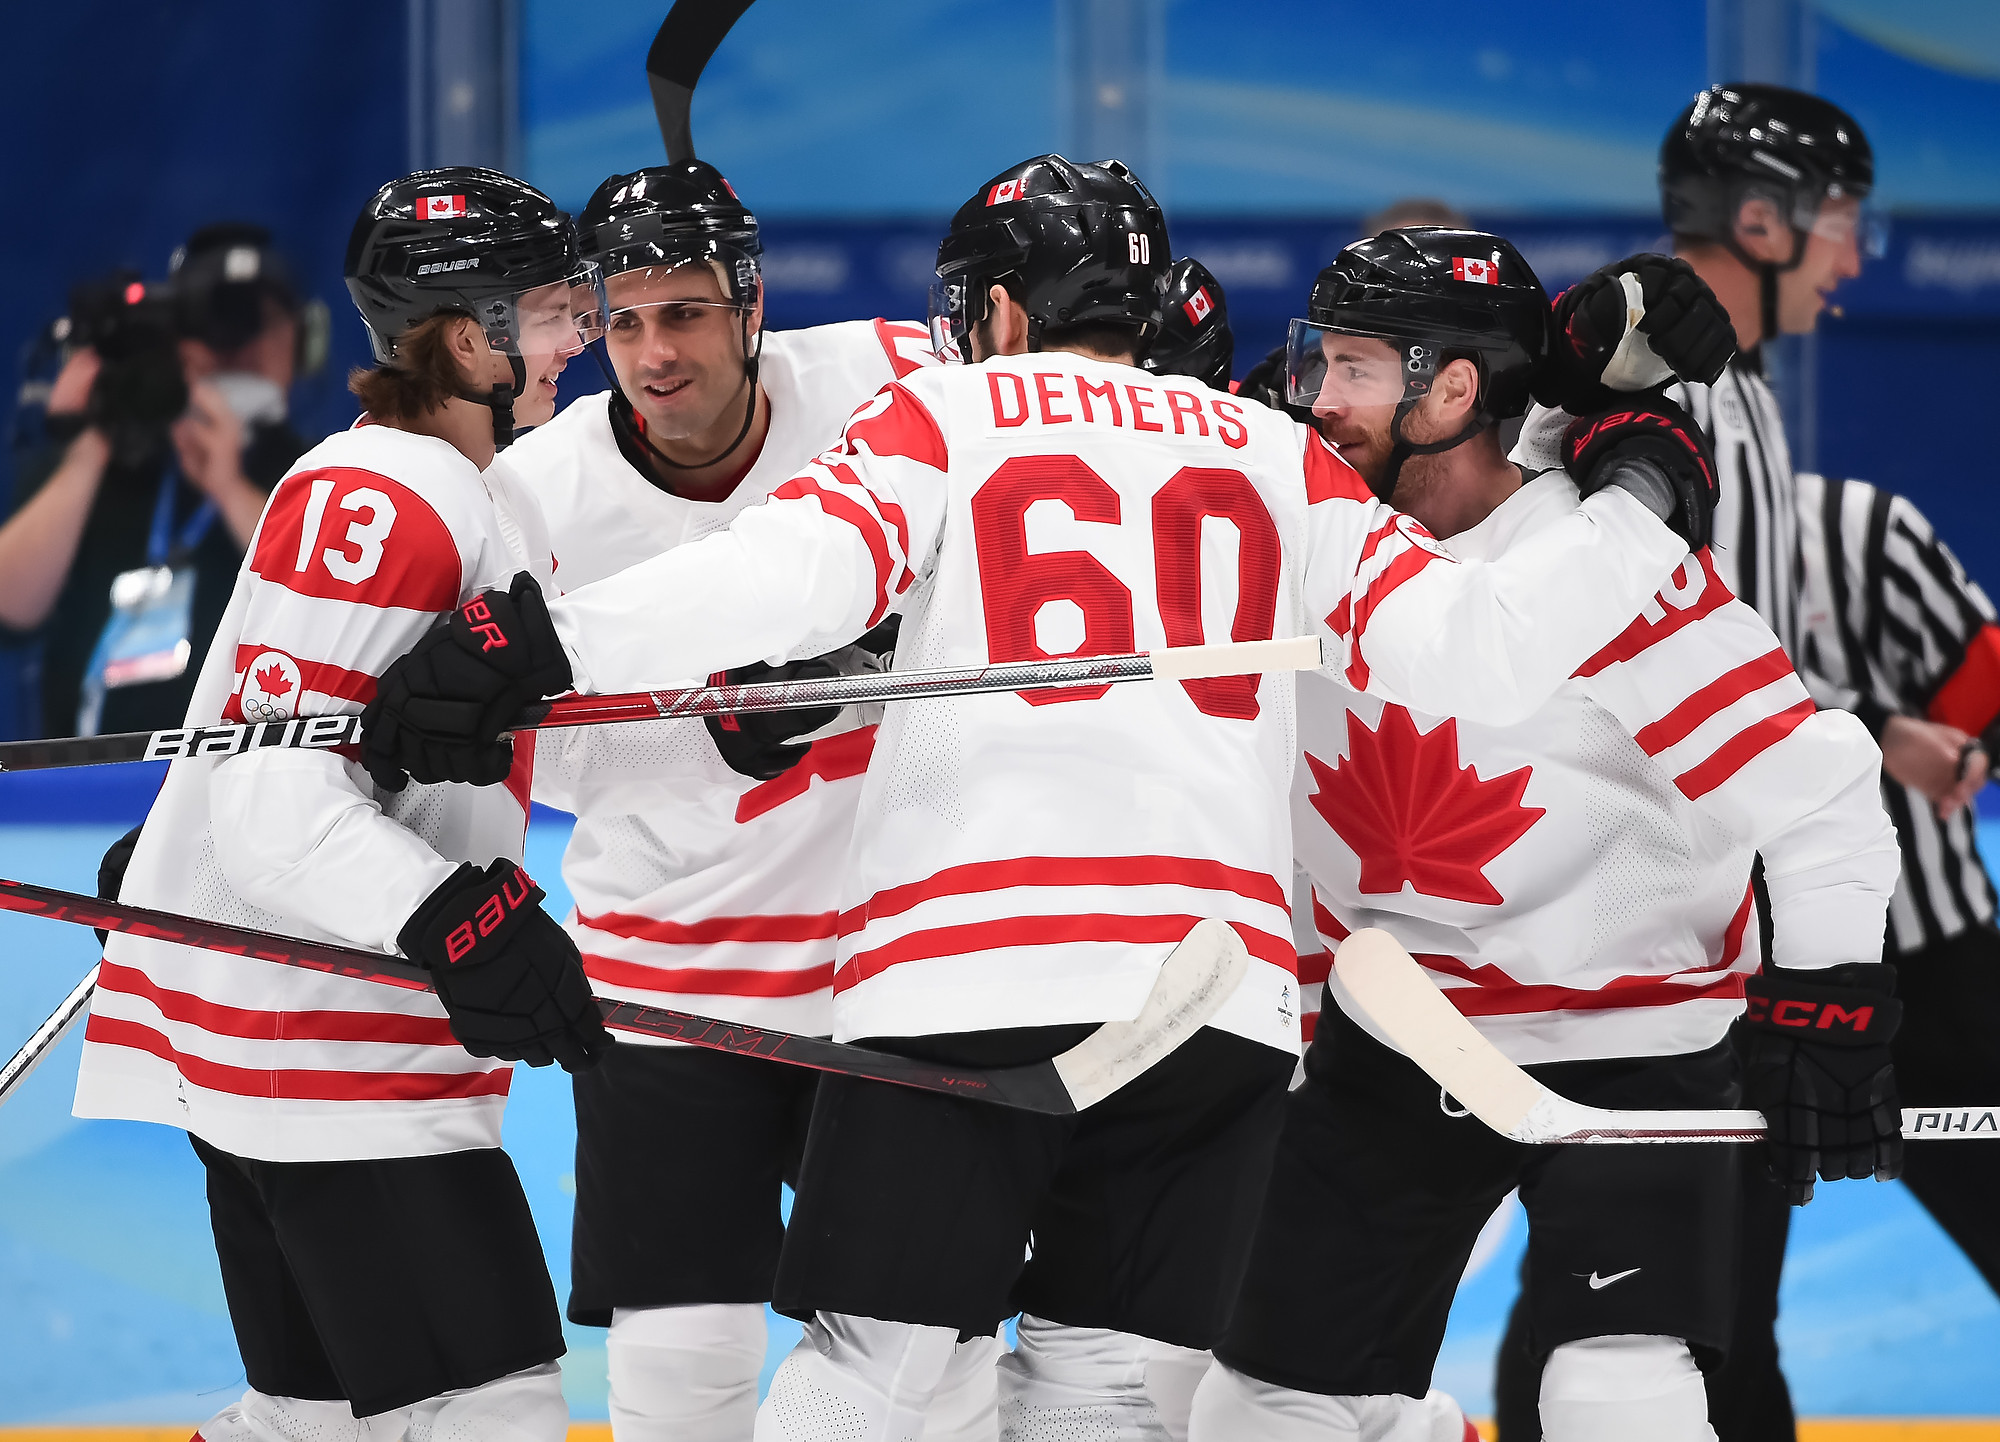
[647,0,755,162]
[0,962,98,1109]
[1333,928,2000,1144]
[0,636,1324,774]
[0,877,1246,1115]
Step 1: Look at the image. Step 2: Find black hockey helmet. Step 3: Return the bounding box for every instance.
[1661,84,1879,341]
[1144,258,1233,390]
[345,167,602,444]
[929,154,1170,361]
[1286,228,1549,497]
[577,161,762,304]
[576,161,767,472]
[171,223,330,377]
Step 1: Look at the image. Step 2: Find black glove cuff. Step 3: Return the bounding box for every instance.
[399,860,547,971]
[1743,964,1902,1046]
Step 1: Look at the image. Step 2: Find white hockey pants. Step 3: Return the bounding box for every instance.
[1539,1334,1717,1442]
[607,1303,769,1442]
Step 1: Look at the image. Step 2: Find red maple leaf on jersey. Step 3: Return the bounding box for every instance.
[1306,706,1544,905]
[253,662,295,699]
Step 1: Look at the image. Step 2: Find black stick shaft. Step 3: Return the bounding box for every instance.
[0,877,1074,1114]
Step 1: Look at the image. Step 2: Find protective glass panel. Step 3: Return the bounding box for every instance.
[500,262,605,356]
[928,275,971,364]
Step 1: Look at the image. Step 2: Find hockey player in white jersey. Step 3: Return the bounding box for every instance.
[1190,230,1900,1442]
[499,161,967,1442]
[71,168,612,1442]
[362,154,1705,1442]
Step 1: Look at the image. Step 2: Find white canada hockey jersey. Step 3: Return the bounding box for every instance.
[1297,473,1900,1065]
[509,320,936,1034]
[1514,356,1803,659]
[545,352,1690,1051]
[73,423,556,1162]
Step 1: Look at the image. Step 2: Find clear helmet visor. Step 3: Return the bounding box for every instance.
[1804,194,1889,260]
[1285,319,1419,410]
[601,260,756,345]
[485,261,606,358]
[928,275,972,364]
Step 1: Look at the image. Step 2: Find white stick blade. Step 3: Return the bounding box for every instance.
[1051,918,1250,1109]
[1333,929,1547,1140]
[1147,635,1323,682]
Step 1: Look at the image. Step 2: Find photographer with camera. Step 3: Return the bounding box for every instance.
[0,223,323,736]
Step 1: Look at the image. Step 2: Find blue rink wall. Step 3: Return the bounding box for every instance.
[0,767,1996,1421]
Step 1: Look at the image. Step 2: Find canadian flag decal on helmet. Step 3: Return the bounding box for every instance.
[1183,287,1215,326]
[988,178,1024,206]
[416,195,467,220]
[1452,256,1497,284]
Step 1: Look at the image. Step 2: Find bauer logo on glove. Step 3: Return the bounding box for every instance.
[443,864,540,964]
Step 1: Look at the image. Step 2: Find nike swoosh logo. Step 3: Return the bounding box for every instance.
[1587,1268,1642,1290]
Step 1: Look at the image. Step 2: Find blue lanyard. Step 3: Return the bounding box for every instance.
[147,466,218,568]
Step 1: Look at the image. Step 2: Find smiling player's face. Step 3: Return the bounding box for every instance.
[1309,333,1404,486]
[602,264,759,440]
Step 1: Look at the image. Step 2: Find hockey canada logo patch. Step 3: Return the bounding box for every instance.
[237,650,303,723]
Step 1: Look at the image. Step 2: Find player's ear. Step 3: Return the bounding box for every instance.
[746,276,766,344]
[1438,356,1481,422]
[1732,194,1791,264]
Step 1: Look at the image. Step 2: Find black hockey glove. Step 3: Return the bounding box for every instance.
[1542,254,1736,414]
[704,656,845,781]
[93,823,143,946]
[1561,394,1719,551]
[361,572,574,792]
[1741,963,1904,1206]
[398,858,612,1073]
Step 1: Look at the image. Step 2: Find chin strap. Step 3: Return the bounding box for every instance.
[636,310,765,473]
[1375,405,1487,503]
[1722,219,1812,349]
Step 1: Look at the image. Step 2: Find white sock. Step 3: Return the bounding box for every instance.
[1540,1335,1716,1442]
[754,1312,958,1442]
[1187,1362,1472,1442]
[997,1314,1211,1442]
[404,1360,569,1442]
[607,1303,766,1442]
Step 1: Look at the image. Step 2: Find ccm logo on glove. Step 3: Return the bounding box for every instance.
[461,596,509,653]
[444,865,539,964]
[1742,995,1881,1033]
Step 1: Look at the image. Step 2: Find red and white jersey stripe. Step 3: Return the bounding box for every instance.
[547,352,1689,1048]
[1296,473,1900,1065]
[509,320,936,1033]
[74,423,558,1161]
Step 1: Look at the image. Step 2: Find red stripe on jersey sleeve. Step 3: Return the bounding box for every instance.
[834,913,1296,991]
[1303,433,1374,504]
[771,472,898,626]
[838,854,1291,935]
[1298,945,1333,986]
[250,467,462,613]
[735,726,877,823]
[1928,622,2000,737]
[576,908,840,946]
[582,954,835,997]
[1673,698,1817,799]
[85,1014,511,1102]
[1437,969,1747,1016]
[839,385,950,473]
[873,318,940,379]
[1574,550,1731,678]
[229,645,378,705]
[1633,647,1796,756]
[96,960,457,1045]
[1344,543,1443,691]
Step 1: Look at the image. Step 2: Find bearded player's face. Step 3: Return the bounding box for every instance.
[602,263,759,439]
[1309,333,1402,487]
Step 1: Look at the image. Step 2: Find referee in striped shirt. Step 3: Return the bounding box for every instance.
[1502,84,2000,1442]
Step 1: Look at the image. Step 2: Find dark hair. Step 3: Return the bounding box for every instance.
[346,312,470,422]
[981,277,1144,360]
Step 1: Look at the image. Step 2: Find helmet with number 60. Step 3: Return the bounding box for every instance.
[929,154,1171,362]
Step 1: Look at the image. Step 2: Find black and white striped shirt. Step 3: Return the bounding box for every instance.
[1516,354,1805,658]
[1797,474,1999,954]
